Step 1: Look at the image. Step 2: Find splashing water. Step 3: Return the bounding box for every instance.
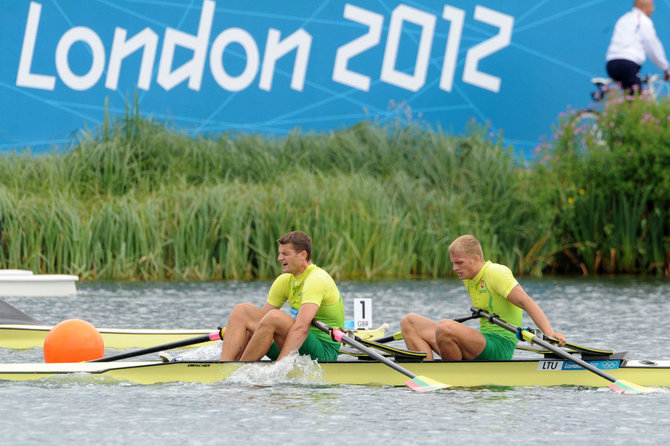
[160,344,324,386]
[165,342,223,362]
[225,352,323,386]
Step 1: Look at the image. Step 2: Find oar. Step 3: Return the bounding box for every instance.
[470,307,654,394]
[90,328,225,362]
[372,314,481,344]
[312,319,447,392]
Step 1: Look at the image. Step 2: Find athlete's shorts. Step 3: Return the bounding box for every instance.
[475,333,517,360]
[265,330,340,361]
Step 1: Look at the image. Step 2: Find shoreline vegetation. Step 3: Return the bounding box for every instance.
[1,93,669,281]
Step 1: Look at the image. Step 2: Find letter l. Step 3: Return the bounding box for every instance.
[16,2,56,90]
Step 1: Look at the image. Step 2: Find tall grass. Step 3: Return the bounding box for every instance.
[1,94,668,280]
[0,115,555,280]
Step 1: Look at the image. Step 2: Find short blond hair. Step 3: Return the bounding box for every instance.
[448,235,484,259]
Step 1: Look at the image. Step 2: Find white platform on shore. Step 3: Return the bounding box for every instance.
[0,270,78,296]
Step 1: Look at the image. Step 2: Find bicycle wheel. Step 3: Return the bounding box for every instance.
[649,76,670,99]
[570,110,605,151]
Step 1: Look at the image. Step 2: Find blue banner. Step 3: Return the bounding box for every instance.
[2,1,669,156]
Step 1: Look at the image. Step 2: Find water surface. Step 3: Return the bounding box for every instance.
[1,278,669,445]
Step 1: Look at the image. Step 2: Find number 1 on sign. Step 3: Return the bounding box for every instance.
[354,298,372,329]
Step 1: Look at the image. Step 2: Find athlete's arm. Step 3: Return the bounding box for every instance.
[261,302,279,312]
[507,285,566,346]
[276,303,319,360]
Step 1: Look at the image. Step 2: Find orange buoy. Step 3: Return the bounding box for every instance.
[43,319,105,363]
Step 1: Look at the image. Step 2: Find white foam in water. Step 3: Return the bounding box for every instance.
[225,352,323,386]
[161,344,324,386]
[167,341,223,361]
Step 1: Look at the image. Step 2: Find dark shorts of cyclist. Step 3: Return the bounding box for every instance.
[606,59,642,93]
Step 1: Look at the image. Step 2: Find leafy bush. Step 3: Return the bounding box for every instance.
[536,89,670,275]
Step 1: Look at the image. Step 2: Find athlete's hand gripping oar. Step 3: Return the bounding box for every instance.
[311,319,448,392]
[469,307,654,394]
[90,328,225,362]
[371,314,481,344]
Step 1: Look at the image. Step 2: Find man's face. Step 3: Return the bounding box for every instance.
[450,251,480,280]
[277,243,306,275]
[642,0,655,17]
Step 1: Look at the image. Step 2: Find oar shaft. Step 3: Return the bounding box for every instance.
[90,330,222,362]
[373,314,480,344]
[311,320,417,379]
[370,333,401,344]
[470,307,620,384]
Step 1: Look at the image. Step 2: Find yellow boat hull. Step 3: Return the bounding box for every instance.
[0,324,388,350]
[0,324,216,350]
[1,359,668,388]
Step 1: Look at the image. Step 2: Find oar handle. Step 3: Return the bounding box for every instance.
[90,328,224,362]
[311,320,418,380]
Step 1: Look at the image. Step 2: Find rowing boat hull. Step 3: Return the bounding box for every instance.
[1,359,669,388]
[0,324,215,350]
[0,325,387,350]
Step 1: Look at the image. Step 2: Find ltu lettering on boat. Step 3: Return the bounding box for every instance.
[539,361,561,370]
[15,1,513,94]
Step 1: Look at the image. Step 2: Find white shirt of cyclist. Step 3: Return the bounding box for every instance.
[606,7,669,71]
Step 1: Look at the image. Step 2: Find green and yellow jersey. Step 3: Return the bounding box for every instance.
[463,261,521,345]
[267,264,344,348]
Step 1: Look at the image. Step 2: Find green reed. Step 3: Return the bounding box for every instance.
[0,159,549,280]
[1,101,668,279]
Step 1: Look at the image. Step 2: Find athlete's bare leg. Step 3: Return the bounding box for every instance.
[239,310,294,361]
[400,313,440,361]
[434,319,486,360]
[220,303,265,361]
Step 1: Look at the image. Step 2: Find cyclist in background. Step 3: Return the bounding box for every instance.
[606,0,670,92]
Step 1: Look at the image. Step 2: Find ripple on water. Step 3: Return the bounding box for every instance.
[2,279,670,445]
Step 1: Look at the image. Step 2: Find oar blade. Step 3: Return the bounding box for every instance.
[405,375,449,392]
[608,379,656,395]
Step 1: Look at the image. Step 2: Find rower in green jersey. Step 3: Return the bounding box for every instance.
[400,234,566,361]
[220,231,344,362]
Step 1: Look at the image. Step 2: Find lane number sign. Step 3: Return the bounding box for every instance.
[354,298,372,329]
